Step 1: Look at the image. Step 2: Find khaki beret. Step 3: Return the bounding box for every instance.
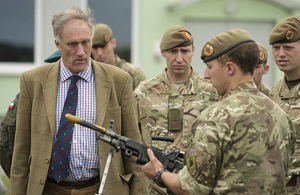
[201,29,254,63]
[269,16,300,44]
[92,23,113,47]
[160,25,193,51]
[256,42,268,64]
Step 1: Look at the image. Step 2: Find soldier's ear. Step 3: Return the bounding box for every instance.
[226,62,235,75]
[263,64,270,75]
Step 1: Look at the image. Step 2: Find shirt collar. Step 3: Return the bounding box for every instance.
[60,58,93,82]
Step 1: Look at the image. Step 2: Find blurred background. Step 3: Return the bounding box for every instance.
[2,0,300,116]
[1,0,300,193]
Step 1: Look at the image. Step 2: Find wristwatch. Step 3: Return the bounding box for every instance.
[154,169,167,187]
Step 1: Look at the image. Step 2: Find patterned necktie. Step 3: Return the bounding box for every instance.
[50,75,80,183]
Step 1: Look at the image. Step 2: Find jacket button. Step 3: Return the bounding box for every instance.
[45,159,50,164]
[40,180,44,185]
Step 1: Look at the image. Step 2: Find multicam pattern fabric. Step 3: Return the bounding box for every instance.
[260,82,270,96]
[134,68,218,195]
[133,68,218,152]
[178,82,296,195]
[114,55,145,90]
[269,78,300,193]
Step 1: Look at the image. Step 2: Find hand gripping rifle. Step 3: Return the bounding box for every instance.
[65,114,184,194]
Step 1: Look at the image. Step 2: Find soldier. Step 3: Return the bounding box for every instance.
[253,42,270,95]
[133,25,218,194]
[268,16,300,194]
[45,23,145,90]
[140,29,296,194]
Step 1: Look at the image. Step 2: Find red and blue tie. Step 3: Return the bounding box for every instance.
[50,75,80,183]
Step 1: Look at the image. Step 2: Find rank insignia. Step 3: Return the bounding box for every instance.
[183,31,192,41]
[188,156,196,170]
[285,29,294,40]
[259,50,265,61]
[103,34,109,42]
[204,44,214,56]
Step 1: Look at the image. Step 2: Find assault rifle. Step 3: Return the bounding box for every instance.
[65,113,184,172]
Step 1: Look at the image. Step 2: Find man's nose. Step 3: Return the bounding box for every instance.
[176,53,183,62]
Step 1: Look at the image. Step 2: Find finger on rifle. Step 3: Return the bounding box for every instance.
[147,148,156,160]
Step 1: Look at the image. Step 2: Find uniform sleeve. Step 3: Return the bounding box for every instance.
[177,118,222,195]
[0,94,19,178]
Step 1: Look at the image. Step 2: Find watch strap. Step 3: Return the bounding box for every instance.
[154,169,167,187]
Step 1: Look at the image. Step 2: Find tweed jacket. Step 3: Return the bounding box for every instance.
[10,59,148,194]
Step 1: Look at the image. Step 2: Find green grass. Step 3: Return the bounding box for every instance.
[1,176,9,195]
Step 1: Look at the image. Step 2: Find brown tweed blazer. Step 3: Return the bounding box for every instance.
[10,59,148,194]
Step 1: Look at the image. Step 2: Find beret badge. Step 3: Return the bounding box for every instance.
[204,44,214,56]
[285,29,295,40]
[183,31,192,41]
[259,50,265,61]
[103,34,109,42]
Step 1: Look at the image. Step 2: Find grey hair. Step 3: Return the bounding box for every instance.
[52,6,96,44]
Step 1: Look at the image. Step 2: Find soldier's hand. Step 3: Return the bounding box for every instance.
[139,148,164,180]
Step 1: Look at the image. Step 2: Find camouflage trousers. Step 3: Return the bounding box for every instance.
[287,175,300,195]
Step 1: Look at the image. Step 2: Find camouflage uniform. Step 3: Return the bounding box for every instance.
[269,79,300,194]
[260,83,270,96]
[114,55,145,90]
[178,82,296,194]
[134,68,218,194]
[134,68,218,151]
[0,93,19,178]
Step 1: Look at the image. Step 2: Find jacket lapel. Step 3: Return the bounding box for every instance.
[92,60,112,126]
[42,62,60,137]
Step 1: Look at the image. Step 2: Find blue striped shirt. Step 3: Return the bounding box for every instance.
[54,59,99,181]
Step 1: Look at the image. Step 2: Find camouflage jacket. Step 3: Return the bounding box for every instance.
[260,83,270,96]
[178,82,296,194]
[115,55,145,90]
[269,78,300,176]
[133,68,218,152]
[0,93,19,178]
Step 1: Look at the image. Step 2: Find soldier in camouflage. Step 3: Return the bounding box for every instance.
[45,23,145,90]
[269,16,300,194]
[140,29,296,195]
[253,42,270,96]
[134,25,218,194]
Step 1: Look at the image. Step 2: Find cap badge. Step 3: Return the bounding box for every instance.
[285,29,294,40]
[259,50,265,61]
[183,31,192,41]
[204,44,214,56]
[103,34,109,42]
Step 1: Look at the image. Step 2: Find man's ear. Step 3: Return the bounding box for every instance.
[55,40,62,52]
[263,64,270,75]
[161,49,165,57]
[111,38,117,49]
[226,62,235,75]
